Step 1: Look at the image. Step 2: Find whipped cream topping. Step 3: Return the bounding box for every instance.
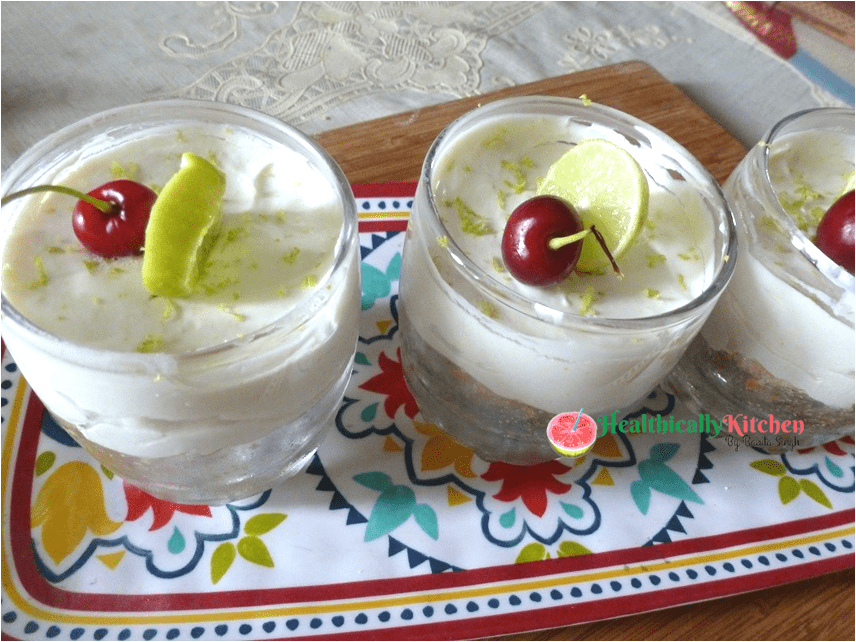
[2,124,343,353]
[1,122,359,460]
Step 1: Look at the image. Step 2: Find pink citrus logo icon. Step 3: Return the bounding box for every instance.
[546,409,598,458]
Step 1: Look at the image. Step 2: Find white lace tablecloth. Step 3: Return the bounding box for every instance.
[1,1,852,172]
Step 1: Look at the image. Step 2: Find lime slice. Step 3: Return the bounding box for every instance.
[546,410,598,458]
[537,139,648,272]
[839,170,855,197]
[142,153,225,297]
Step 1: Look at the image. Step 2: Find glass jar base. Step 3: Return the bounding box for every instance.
[665,334,854,453]
[401,305,579,465]
[50,361,353,505]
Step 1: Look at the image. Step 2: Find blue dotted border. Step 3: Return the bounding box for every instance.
[3,535,852,639]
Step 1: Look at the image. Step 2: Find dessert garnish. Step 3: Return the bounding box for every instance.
[141,153,225,297]
[814,189,854,274]
[501,195,618,286]
[1,180,157,258]
[536,138,648,273]
[546,409,597,458]
[500,138,647,287]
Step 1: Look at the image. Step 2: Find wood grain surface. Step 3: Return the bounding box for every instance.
[315,61,855,642]
[316,60,746,186]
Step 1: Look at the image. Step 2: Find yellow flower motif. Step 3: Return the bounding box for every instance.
[31,461,123,564]
[414,420,477,478]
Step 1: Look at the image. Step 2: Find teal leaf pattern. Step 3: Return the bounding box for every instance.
[361,263,391,310]
[638,459,703,504]
[631,444,703,514]
[359,474,439,541]
[630,480,651,515]
[412,503,439,540]
[649,442,680,463]
[361,402,378,422]
[561,502,584,519]
[167,527,185,554]
[361,253,400,310]
[354,471,395,493]
[825,457,843,478]
[499,509,516,528]
[364,485,416,541]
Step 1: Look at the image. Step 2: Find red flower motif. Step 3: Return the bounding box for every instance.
[359,347,419,419]
[797,435,854,457]
[482,460,572,517]
[123,482,212,531]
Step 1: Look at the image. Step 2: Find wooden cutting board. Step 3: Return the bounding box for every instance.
[316,60,747,186]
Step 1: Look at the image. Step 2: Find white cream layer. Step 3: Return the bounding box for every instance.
[2,124,359,458]
[3,125,343,353]
[403,112,721,416]
[703,130,855,408]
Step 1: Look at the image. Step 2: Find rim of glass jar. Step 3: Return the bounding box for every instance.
[0,98,358,365]
[758,107,855,292]
[419,95,738,331]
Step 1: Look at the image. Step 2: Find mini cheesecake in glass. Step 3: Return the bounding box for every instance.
[1,100,361,504]
[398,96,736,464]
[668,108,854,452]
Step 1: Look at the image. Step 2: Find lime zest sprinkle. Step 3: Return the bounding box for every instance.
[497,189,507,210]
[678,274,688,291]
[217,303,246,321]
[501,160,528,194]
[646,253,667,268]
[492,256,506,273]
[162,299,175,320]
[579,286,599,316]
[481,126,509,149]
[644,288,661,300]
[27,256,49,289]
[137,334,165,353]
[437,235,449,248]
[83,259,100,274]
[110,161,138,179]
[579,94,592,106]
[110,266,126,277]
[301,274,319,289]
[446,197,494,236]
[478,300,500,319]
[46,246,65,254]
[678,246,701,261]
[282,247,301,264]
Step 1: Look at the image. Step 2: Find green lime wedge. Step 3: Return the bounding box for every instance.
[537,138,648,273]
[840,170,855,197]
[142,153,225,297]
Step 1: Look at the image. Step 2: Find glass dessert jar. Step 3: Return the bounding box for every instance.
[667,108,855,452]
[1,100,361,504]
[398,96,737,464]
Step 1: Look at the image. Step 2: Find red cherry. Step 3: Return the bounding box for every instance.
[72,180,157,258]
[501,195,585,286]
[814,190,854,274]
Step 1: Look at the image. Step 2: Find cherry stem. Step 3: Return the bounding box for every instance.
[1,185,115,213]
[549,225,623,276]
[548,229,590,249]
[590,225,623,277]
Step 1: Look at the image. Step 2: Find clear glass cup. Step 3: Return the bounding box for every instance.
[667,108,855,452]
[398,96,737,464]
[1,100,361,504]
